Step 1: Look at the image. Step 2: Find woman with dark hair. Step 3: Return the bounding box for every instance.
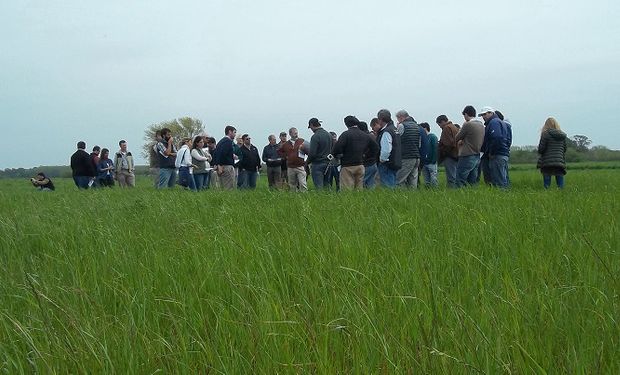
[537,117,567,189]
[97,148,115,187]
[191,136,212,190]
[31,172,55,191]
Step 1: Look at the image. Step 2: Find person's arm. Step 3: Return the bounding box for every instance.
[262,146,269,163]
[307,135,318,164]
[331,134,344,157]
[537,133,547,155]
[165,138,175,156]
[367,136,380,161]
[455,123,466,142]
[487,121,502,156]
[191,148,209,161]
[379,132,392,162]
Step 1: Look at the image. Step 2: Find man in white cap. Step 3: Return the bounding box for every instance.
[479,106,512,188]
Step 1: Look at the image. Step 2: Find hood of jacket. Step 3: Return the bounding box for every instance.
[547,128,566,140]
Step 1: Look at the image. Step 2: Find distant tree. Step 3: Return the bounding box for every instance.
[142,117,206,163]
[570,135,592,152]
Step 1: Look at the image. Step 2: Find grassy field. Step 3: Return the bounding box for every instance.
[0,166,618,373]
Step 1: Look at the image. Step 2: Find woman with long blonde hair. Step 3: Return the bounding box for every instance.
[537,117,567,188]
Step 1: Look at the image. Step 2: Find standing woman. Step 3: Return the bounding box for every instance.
[175,137,197,191]
[97,148,115,187]
[191,136,212,190]
[537,117,567,189]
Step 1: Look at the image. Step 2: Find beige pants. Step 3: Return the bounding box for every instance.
[287,167,307,192]
[116,170,135,187]
[340,165,365,190]
[219,165,236,190]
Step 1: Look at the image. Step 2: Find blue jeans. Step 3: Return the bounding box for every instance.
[238,169,258,189]
[442,157,458,188]
[364,164,378,189]
[456,154,480,187]
[158,168,176,189]
[73,176,91,189]
[193,173,210,190]
[311,162,330,190]
[378,163,396,188]
[543,174,564,189]
[328,165,339,191]
[489,155,509,188]
[422,163,438,187]
[178,167,197,191]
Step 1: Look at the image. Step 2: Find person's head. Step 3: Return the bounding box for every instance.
[495,110,505,121]
[206,137,216,149]
[344,115,360,128]
[242,134,251,146]
[181,137,192,147]
[420,122,431,134]
[119,140,127,152]
[268,134,276,145]
[395,110,409,124]
[161,128,172,140]
[462,105,477,121]
[542,117,561,132]
[101,148,110,159]
[478,106,496,122]
[224,125,237,139]
[377,109,392,126]
[92,145,100,154]
[235,135,243,145]
[370,117,380,132]
[35,172,46,181]
[308,118,322,132]
[289,127,298,139]
[77,141,86,150]
[279,131,287,142]
[435,115,450,128]
[358,121,369,133]
[155,130,163,142]
[192,136,204,149]
[329,131,337,142]
[454,123,461,129]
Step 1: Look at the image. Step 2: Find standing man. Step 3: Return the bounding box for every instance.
[455,105,485,187]
[277,132,288,188]
[360,120,379,189]
[114,140,135,187]
[70,141,96,189]
[395,110,422,189]
[420,123,438,187]
[238,134,261,189]
[376,109,401,188]
[306,117,333,190]
[480,106,512,188]
[332,115,379,190]
[149,131,163,187]
[213,126,237,190]
[156,128,178,188]
[89,146,101,188]
[278,127,308,192]
[262,134,283,189]
[436,115,459,188]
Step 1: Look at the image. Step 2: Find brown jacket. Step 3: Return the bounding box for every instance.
[455,119,485,157]
[438,122,459,162]
[278,138,306,168]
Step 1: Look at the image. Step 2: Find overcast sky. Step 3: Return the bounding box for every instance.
[1,0,619,169]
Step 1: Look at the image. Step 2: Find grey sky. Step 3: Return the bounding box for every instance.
[1,0,619,169]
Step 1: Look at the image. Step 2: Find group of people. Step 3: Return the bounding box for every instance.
[34,106,569,192]
[68,140,136,189]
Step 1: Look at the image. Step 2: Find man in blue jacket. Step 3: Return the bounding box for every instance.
[479,106,512,188]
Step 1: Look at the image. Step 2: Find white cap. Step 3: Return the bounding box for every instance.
[478,106,495,116]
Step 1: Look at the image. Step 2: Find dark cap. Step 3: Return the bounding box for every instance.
[308,118,322,128]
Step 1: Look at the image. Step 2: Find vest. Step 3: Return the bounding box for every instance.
[377,123,402,170]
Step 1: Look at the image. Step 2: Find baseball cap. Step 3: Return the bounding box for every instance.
[308,118,322,128]
[478,106,496,116]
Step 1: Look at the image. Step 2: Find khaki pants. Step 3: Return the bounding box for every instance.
[219,165,236,190]
[287,167,307,192]
[117,169,135,187]
[340,165,365,190]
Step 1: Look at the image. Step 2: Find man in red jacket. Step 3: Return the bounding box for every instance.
[278,127,309,192]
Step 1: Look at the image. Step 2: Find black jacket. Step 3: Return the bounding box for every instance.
[239,144,261,171]
[71,149,96,177]
[332,127,380,167]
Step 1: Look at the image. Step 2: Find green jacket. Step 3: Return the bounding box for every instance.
[537,129,567,169]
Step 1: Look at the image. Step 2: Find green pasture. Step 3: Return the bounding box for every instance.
[0,165,618,373]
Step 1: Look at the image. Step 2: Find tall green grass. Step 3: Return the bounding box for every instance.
[0,168,618,373]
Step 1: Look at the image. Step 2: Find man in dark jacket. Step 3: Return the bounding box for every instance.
[480,106,512,188]
[332,115,379,190]
[307,117,333,190]
[214,126,237,190]
[238,134,261,189]
[437,114,459,188]
[376,109,401,188]
[262,135,283,189]
[395,110,422,189]
[70,141,96,189]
